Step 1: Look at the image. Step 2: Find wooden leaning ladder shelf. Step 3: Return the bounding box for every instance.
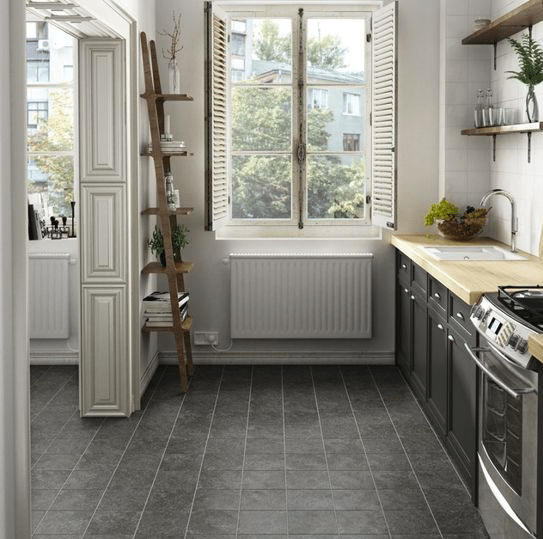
[140,31,194,392]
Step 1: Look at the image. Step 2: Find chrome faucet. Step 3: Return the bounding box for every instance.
[480,189,517,252]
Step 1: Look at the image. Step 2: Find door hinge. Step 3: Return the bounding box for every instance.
[366,33,372,43]
[366,194,371,205]
[369,112,372,126]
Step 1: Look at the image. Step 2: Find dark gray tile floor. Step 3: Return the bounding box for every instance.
[30,364,489,539]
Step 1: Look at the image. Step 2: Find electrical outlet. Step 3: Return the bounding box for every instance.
[194,331,219,345]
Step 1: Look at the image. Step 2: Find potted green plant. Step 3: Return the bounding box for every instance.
[147,224,190,266]
[424,198,488,241]
[506,34,543,122]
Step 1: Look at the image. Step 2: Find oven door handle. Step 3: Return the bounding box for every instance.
[463,343,536,399]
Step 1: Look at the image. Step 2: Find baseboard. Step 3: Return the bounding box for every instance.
[140,351,159,397]
[30,351,79,365]
[159,348,394,365]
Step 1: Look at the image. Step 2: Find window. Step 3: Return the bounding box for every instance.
[308,88,328,110]
[343,92,360,115]
[26,23,76,218]
[206,2,397,232]
[27,101,48,129]
[343,133,360,152]
[27,59,50,82]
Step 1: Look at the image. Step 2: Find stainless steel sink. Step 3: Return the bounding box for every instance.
[423,245,527,261]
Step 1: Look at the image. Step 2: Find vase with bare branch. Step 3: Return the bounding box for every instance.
[161,12,183,94]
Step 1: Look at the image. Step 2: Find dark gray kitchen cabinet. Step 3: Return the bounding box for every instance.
[395,249,478,498]
[411,289,428,402]
[447,318,478,496]
[427,306,448,437]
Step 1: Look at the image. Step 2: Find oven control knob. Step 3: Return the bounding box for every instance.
[517,338,528,354]
[508,334,528,353]
[472,305,486,320]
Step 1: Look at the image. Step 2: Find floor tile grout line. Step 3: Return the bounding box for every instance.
[367,366,445,539]
[129,366,194,539]
[393,366,472,494]
[309,365,341,536]
[31,397,85,533]
[234,365,254,538]
[281,365,289,538]
[72,365,171,539]
[30,406,83,472]
[182,366,225,539]
[339,365,394,539]
[30,368,78,423]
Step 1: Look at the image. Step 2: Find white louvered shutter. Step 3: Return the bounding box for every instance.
[205,2,228,231]
[371,1,397,230]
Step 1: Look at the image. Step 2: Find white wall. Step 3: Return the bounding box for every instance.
[489,0,543,254]
[397,0,441,234]
[441,0,492,211]
[1,0,31,536]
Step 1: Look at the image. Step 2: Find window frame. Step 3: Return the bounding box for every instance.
[224,5,373,230]
[206,1,397,236]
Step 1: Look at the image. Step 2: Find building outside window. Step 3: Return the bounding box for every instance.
[26,22,76,218]
[27,101,48,129]
[343,92,361,115]
[343,133,360,152]
[308,88,328,110]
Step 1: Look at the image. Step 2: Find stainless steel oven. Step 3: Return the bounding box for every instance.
[468,286,541,539]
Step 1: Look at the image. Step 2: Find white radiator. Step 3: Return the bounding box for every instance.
[29,253,70,339]
[230,253,373,339]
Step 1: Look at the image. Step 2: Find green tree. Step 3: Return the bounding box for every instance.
[27,89,74,214]
[307,35,347,70]
[253,20,291,62]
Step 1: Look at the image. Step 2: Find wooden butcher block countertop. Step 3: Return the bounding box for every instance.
[391,234,543,364]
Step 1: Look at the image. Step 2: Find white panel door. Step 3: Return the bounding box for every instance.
[80,286,129,415]
[80,184,126,282]
[79,39,133,416]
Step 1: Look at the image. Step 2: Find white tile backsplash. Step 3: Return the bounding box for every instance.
[441,0,543,254]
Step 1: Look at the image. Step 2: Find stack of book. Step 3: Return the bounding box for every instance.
[143,291,189,327]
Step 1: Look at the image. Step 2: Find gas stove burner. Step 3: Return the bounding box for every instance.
[498,285,543,330]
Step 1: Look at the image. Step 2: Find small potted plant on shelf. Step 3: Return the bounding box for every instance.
[506,34,543,122]
[148,224,190,267]
[424,198,488,241]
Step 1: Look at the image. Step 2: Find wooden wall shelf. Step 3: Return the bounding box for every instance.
[141,261,194,275]
[462,0,543,44]
[141,207,193,216]
[461,122,543,136]
[142,315,193,333]
[140,31,195,391]
[461,122,543,162]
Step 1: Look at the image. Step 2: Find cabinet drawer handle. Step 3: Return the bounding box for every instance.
[437,323,444,331]
[434,292,441,300]
[404,288,409,294]
[448,334,455,343]
[456,312,465,321]
[410,295,415,300]
[401,263,407,270]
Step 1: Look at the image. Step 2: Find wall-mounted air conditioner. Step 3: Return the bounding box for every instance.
[37,39,50,51]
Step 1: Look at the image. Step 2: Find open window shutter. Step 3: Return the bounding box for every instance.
[371,1,397,230]
[205,2,228,231]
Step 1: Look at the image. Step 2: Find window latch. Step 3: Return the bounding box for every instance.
[297,142,306,163]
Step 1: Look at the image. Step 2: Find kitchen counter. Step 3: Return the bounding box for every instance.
[391,234,543,364]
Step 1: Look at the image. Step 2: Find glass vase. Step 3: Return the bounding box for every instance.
[168,57,181,94]
[526,85,539,123]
